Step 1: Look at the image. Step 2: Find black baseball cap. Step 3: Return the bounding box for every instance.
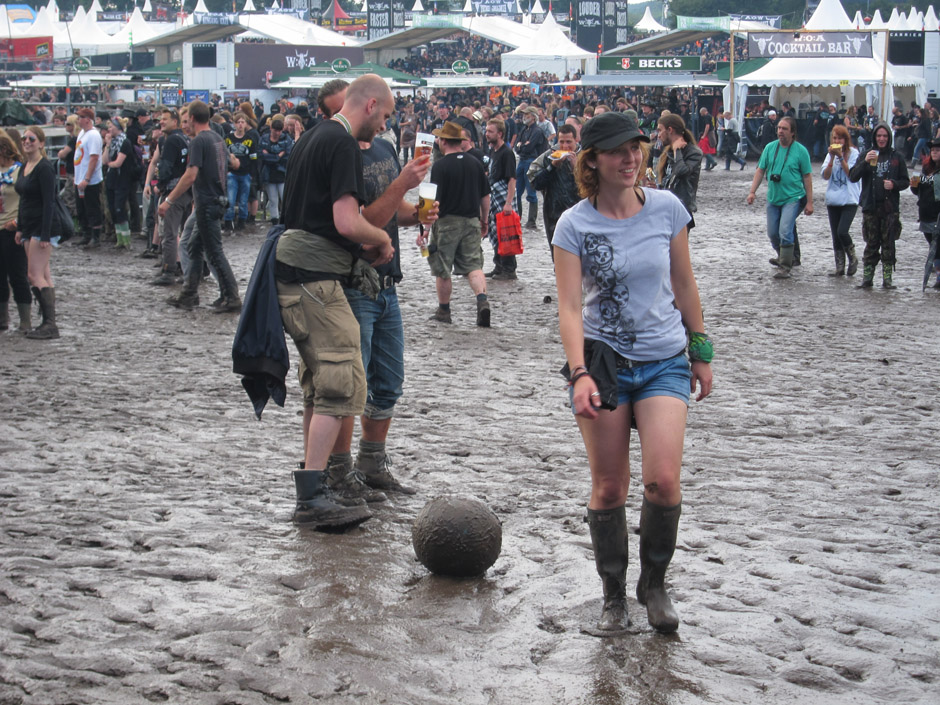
[580,112,649,150]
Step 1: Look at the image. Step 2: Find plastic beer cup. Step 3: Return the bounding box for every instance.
[418,182,437,225]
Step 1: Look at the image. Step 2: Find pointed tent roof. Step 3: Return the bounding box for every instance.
[321,0,350,20]
[907,10,923,29]
[45,0,58,22]
[925,6,939,31]
[887,7,901,27]
[459,0,471,13]
[243,0,256,11]
[112,7,161,44]
[143,0,153,12]
[852,10,864,28]
[88,0,103,14]
[868,9,886,28]
[504,12,592,57]
[412,0,424,11]
[271,0,280,9]
[193,0,210,13]
[530,0,544,13]
[20,6,57,37]
[804,0,852,30]
[634,6,667,32]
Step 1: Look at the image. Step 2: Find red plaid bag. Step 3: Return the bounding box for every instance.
[495,210,524,256]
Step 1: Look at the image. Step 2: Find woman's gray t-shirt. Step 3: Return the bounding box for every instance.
[553,188,690,361]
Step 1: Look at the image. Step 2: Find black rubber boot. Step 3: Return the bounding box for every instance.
[636,499,681,633]
[525,203,538,228]
[326,454,388,504]
[773,245,794,279]
[846,246,859,276]
[584,505,630,636]
[292,470,372,530]
[16,302,31,332]
[26,287,59,340]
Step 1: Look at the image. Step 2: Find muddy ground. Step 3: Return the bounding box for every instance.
[1,166,938,705]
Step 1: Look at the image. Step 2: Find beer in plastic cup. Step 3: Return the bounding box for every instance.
[418,182,437,225]
[868,155,877,167]
[911,173,921,187]
[419,237,430,257]
[415,133,434,158]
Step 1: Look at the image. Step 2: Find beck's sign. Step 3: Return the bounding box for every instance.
[598,55,702,72]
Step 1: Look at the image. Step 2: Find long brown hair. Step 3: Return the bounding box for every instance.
[0,129,23,163]
[829,125,851,162]
[656,113,694,183]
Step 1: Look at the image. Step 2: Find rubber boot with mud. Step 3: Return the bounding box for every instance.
[326,454,388,504]
[16,302,31,333]
[82,228,101,250]
[636,499,681,633]
[357,447,416,495]
[768,246,780,267]
[525,202,538,228]
[846,245,859,276]
[292,469,372,530]
[773,245,794,279]
[583,505,630,636]
[26,287,59,340]
[828,249,846,276]
[857,264,875,288]
[882,263,897,289]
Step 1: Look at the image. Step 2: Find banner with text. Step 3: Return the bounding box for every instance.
[392,1,406,32]
[471,0,515,13]
[367,0,393,40]
[598,55,702,72]
[728,14,782,28]
[573,0,603,53]
[602,1,630,51]
[676,16,730,31]
[748,32,873,59]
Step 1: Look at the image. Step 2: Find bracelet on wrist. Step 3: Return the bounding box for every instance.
[567,364,588,380]
[569,369,592,386]
[688,332,714,363]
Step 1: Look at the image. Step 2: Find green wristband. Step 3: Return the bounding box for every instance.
[688,332,714,363]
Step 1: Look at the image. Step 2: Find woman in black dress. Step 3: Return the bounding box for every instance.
[14,126,60,339]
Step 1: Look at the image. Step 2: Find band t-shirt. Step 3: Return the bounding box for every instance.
[431,151,490,219]
[188,128,227,204]
[552,189,690,361]
[359,137,402,281]
[278,119,365,275]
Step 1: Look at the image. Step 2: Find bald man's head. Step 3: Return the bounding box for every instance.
[339,74,394,143]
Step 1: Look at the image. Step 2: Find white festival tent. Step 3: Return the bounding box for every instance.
[727,0,926,123]
[926,6,940,31]
[412,0,424,12]
[501,12,595,76]
[634,7,667,33]
[530,0,545,15]
[143,0,153,12]
[243,0,257,12]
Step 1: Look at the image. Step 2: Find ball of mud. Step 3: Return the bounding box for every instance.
[412,496,502,577]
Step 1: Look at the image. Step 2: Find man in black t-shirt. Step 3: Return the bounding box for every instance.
[277,75,398,530]
[484,118,517,279]
[314,124,433,503]
[160,100,241,313]
[150,108,190,285]
[428,121,491,327]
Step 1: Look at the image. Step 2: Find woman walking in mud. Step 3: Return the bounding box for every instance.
[821,125,861,276]
[14,126,60,339]
[553,112,712,635]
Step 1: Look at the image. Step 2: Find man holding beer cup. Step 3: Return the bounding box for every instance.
[427,121,492,326]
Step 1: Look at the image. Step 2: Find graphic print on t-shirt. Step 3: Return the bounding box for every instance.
[583,231,637,350]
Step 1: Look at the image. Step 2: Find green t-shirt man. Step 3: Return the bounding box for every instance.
[758,138,812,205]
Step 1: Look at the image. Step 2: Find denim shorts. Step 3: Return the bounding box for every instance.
[570,353,691,411]
[31,236,61,247]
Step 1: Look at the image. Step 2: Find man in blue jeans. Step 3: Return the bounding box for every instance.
[514,106,548,227]
[297,82,434,503]
[746,116,814,279]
